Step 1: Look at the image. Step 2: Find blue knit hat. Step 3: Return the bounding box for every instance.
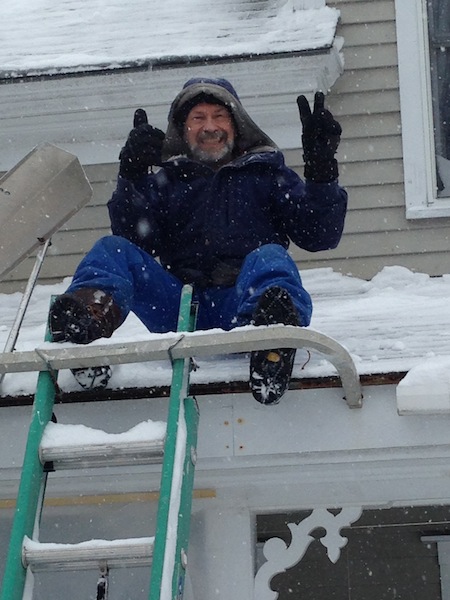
[181,77,240,100]
[173,77,240,129]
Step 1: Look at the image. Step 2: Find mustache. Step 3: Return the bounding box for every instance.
[198,130,227,142]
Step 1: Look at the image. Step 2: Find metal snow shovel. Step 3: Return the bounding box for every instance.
[0,142,92,280]
[0,143,92,388]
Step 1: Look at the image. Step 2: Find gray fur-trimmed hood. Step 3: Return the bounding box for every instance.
[162,77,278,161]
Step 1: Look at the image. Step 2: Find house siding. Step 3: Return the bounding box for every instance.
[294,0,450,279]
[2,0,450,294]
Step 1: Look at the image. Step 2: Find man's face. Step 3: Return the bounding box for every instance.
[184,102,235,166]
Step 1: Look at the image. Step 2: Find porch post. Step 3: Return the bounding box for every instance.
[188,505,255,600]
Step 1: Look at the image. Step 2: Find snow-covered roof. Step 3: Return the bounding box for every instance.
[2,265,450,415]
[2,0,339,79]
[0,1,343,169]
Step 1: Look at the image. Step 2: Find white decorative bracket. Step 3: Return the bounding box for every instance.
[254,507,362,600]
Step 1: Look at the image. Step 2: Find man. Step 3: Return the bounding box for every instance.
[49,77,347,404]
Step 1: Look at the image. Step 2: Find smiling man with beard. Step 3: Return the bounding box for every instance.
[184,103,235,167]
[48,77,347,404]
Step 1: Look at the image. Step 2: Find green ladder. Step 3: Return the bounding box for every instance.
[0,285,199,600]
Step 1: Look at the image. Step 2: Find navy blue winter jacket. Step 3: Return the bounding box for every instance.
[108,148,347,287]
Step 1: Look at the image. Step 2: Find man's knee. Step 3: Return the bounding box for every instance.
[248,243,288,260]
[93,234,135,254]
[243,244,297,276]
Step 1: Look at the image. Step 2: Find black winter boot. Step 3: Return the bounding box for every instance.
[250,286,300,405]
[49,288,122,345]
[71,365,113,390]
[49,289,122,390]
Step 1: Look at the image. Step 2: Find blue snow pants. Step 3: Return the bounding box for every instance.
[66,236,312,332]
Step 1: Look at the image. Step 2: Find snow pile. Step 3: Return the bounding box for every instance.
[2,265,450,414]
[397,357,450,415]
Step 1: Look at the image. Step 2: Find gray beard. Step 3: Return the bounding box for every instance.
[188,140,234,166]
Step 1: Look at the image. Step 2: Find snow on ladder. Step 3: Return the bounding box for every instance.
[0,285,200,600]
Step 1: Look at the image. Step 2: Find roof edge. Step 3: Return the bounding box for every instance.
[0,47,333,84]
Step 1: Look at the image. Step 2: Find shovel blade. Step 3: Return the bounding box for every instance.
[0,143,93,281]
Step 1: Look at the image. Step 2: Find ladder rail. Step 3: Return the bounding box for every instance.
[1,285,201,600]
[1,306,57,600]
[149,286,199,600]
[0,326,357,370]
[172,396,199,595]
[0,368,56,600]
[0,326,362,407]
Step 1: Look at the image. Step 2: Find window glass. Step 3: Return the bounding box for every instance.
[427,0,450,196]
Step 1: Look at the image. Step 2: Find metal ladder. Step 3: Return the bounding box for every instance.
[0,285,199,600]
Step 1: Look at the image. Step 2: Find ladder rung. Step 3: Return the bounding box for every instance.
[23,536,154,571]
[39,421,166,469]
[39,438,165,469]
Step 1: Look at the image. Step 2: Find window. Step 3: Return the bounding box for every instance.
[428,1,450,197]
[395,0,450,218]
[256,505,450,599]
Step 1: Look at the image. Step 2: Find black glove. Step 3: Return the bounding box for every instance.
[119,108,165,180]
[296,92,342,183]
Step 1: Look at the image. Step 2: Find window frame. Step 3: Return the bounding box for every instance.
[395,0,450,218]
